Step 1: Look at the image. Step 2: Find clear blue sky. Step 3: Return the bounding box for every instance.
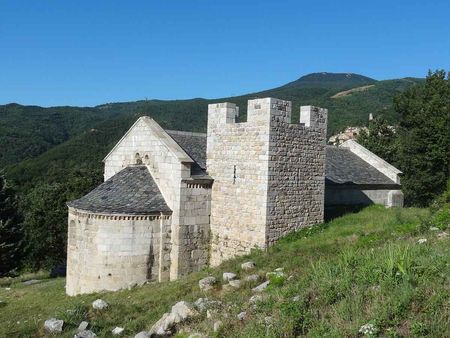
[1,0,449,107]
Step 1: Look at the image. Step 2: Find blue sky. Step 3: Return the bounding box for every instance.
[1,0,449,106]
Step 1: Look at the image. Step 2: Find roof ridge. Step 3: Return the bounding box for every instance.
[166,129,207,137]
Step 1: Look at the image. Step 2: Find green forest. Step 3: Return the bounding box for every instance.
[1,71,448,276]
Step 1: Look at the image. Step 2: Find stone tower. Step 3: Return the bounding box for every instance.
[207,98,327,265]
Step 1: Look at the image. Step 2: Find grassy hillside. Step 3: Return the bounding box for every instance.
[1,205,449,337]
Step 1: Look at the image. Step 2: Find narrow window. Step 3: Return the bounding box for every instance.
[233,165,237,184]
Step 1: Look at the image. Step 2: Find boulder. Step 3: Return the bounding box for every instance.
[78,321,89,332]
[249,294,263,304]
[92,299,108,310]
[252,281,270,293]
[199,276,217,291]
[112,327,125,335]
[213,320,223,332]
[222,272,237,282]
[23,279,42,286]
[44,318,64,333]
[241,261,256,271]
[171,301,198,321]
[149,301,198,336]
[228,280,241,288]
[75,330,97,338]
[237,311,247,321]
[134,331,150,338]
[194,298,221,313]
[244,274,260,282]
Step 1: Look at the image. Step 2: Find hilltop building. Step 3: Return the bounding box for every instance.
[66,98,403,295]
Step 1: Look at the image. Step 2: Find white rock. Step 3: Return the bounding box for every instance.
[134,331,150,338]
[194,298,221,313]
[274,267,284,272]
[149,301,198,336]
[213,320,223,332]
[223,272,237,282]
[430,226,439,231]
[78,321,89,332]
[252,281,270,292]
[249,294,263,303]
[417,238,427,244]
[44,318,64,333]
[359,323,378,335]
[112,327,124,335]
[241,261,256,271]
[75,330,97,338]
[237,311,247,321]
[292,295,301,302]
[171,301,198,321]
[266,271,285,279]
[244,274,260,282]
[229,279,241,288]
[199,276,217,291]
[92,299,108,310]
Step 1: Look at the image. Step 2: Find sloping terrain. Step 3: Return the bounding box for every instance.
[0,205,448,337]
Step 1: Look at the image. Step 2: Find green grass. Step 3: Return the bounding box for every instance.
[1,205,449,337]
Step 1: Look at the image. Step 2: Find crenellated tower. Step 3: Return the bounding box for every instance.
[207,97,327,265]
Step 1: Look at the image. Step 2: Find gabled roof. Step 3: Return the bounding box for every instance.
[325,146,397,186]
[166,130,207,169]
[103,117,194,165]
[67,166,171,215]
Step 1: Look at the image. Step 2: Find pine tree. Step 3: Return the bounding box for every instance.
[0,173,23,276]
[395,70,450,206]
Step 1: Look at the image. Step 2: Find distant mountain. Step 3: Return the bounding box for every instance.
[2,73,424,192]
[279,72,377,89]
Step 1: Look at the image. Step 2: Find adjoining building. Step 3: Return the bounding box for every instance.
[66,97,403,295]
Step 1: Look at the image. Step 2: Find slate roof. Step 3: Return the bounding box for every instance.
[166,130,207,169]
[325,146,397,186]
[164,130,397,186]
[67,166,171,215]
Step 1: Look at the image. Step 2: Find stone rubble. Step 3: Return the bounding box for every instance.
[237,311,247,321]
[222,272,237,282]
[112,327,125,335]
[241,261,256,271]
[75,330,97,338]
[78,321,89,332]
[149,301,199,336]
[44,318,64,333]
[92,299,108,310]
[198,276,217,291]
[244,274,260,282]
[252,281,270,293]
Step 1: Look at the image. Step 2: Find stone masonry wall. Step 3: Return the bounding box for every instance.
[266,105,327,244]
[102,117,210,279]
[207,98,327,265]
[66,209,171,296]
[207,102,270,265]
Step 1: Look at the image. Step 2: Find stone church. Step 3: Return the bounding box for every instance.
[66,97,403,295]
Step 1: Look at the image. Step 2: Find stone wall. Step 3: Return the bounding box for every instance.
[102,117,210,279]
[207,98,328,265]
[266,104,327,244]
[325,186,404,207]
[207,101,270,265]
[66,209,171,295]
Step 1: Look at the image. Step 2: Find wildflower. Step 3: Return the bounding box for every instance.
[359,323,378,335]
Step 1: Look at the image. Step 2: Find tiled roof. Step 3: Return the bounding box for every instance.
[325,146,397,185]
[67,166,171,215]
